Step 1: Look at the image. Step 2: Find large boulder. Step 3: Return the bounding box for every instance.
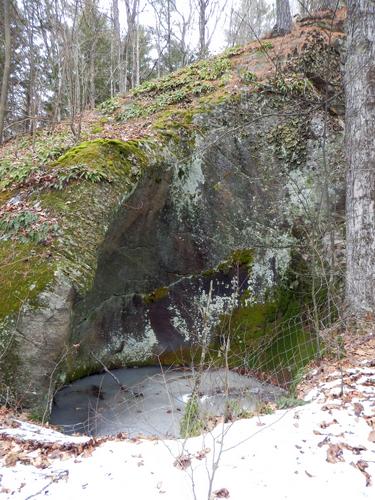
[0,18,346,415]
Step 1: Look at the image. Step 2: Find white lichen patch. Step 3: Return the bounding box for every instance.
[247,243,292,304]
[122,317,158,362]
[0,317,15,354]
[169,306,191,342]
[169,277,240,343]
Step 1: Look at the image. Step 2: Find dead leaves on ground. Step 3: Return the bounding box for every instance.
[325,441,367,464]
[352,460,372,487]
[323,440,372,486]
[1,441,51,469]
[319,419,338,429]
[0,432,99,469]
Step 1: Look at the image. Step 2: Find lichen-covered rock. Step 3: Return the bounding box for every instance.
[69,92,344,384]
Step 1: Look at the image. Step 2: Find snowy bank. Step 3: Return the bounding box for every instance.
[0,363,374,500]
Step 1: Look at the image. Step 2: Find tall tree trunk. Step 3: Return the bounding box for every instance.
[198,0,208,58]
[112,0,122,93]
[273,0,292,35]
[89,43,96,108]
[135,15,140,87]
[26,0,36,136]
[124,0,138,91]
[0,0,12,143]
[345,0,375,315]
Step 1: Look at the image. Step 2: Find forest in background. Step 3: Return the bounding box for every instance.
[0,0,339,143]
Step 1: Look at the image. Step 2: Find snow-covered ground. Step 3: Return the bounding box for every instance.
[1,363,374,500]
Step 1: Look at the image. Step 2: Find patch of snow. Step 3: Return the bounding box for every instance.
[1,365,374,499]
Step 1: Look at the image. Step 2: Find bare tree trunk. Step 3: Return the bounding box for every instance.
[89,43,96,108]
[345,0,375,315]
[0,0,12,143]
[135,11,140,87]
[26,0,36,136]
[112,0,122,93]
[166,0,172,70]
[124,0,138,91]
[273,0,292,36]
[198,0,208,58]
[150,1,163,77]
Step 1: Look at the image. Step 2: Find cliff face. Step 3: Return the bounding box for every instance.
[0,12,346,415]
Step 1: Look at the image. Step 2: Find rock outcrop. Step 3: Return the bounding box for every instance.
[0,13,346,415]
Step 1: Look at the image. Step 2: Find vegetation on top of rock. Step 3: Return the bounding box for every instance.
[98,55,233,125]
[132,56,231,96]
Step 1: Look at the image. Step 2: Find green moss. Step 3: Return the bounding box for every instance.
[153,108,195,132]
[217,248,253,272]
[0,241,55,402]
[143,286,169,304]
[37,138,151,293]
[202,248,254,277]
[0,241,55,321]
[152,108,200,150]
[40,183,122,292]
[55,138,148,178]
[218,284,318,388]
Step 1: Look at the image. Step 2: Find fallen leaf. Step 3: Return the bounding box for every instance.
[4,451,29,467]
[326,444,344,464]
[32,454,50,469]
[320,419,338,429]
[213,488,230,498]
[352,460,372,487]
[368,430,375,442]
[174,455,191,470]
[196,448,210,460]
[317,436,330,448]
[353,403,364,417]
[341,443,366,455]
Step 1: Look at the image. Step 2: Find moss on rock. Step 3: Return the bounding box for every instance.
[55,138,148,178]
[0,241,55,321]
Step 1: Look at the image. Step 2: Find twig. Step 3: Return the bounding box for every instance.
[25,470,69,500]
[90,351,124,388]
